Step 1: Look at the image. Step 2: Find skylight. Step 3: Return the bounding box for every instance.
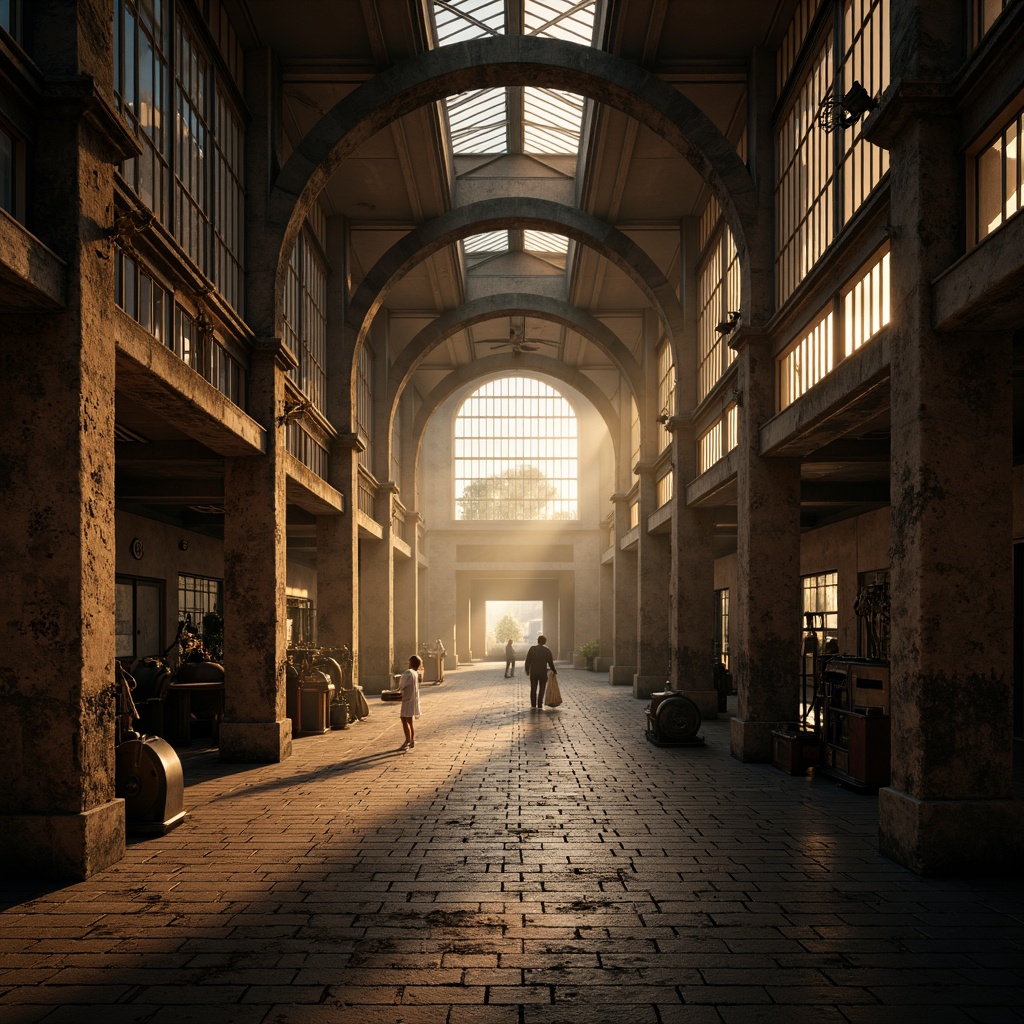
[464,230,510,254]
[524,87,585,154]
[447,89,508,154]
[523,230,569,254]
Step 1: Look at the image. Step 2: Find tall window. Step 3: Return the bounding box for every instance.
[775,1,890,305]
[716,588,730,669]
[356,344,374,470]
[114,0,245,314]
[697,198,740,402]
[283,216,328,415]
[657,341,675,451]
[803,571,838,642]
[973,0,1013,46]
[178,574,221,633]
[454,377,578,520]
[972,100,1022,245]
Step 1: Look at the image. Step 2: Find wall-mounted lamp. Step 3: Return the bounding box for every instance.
[817,80,879,134]
[715,310,741,335]
[278,394,312,426]
[656,408,671,425]
[730,387,743,408]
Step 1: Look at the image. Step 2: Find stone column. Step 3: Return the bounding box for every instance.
[729,327,802,761]
[633,463,672,698]
[0,0,138,879]
[316,435,363,679]
[670,215,718,714]
[393,510,420,669]
[221,340,294,763]
[359,493,396,694]
[869,0,1024,873]
[609,493,638,685]
[670,418,718,715]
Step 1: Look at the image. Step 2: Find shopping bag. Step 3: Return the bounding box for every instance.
[544,670,562,707]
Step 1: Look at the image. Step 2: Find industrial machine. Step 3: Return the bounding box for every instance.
[645,686,704,747]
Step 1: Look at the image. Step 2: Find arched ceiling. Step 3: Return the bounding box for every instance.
[240,0,791,427]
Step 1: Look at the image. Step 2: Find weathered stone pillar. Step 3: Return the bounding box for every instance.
[316,435,363,678]
[869,0,1024,873]
[633,463,672,698]
[221,341,293,762]
[359,494,396,695]
[729,328,802,761]
[609,493,638,685]
[670,419,718,715]
[0,0,138,879]
[670,215,718,714]
[393,510,420,670]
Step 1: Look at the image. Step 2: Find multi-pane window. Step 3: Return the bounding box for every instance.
[115,0,170,222]
[973,0,1013,46]
[803,571,838,645]
[114,1,245,315]
[630,397,640,471]
[841,0,890,226]
[171,304,246,407]
[656,471,674,509]
[776,244,889,411]
[777,0,820,95]
[392,403,403,489]
[282,223,328,415]
[454,377,578,520]
[697,201,740,403]
[115,248,172,346]
[178,574,221,631]
[776,32,834,305]
[776,2,890,304]
[842,246,890,355]
[287,597,316,647]
[657,342,675,451]
[356,344,374,470]
[716,588,730,669]
[696,404,738,475]
[174,17,209,272]
[778,308,834,410]
[212,85,244,313]
[285,423,328,478]
[972,101,1023,245]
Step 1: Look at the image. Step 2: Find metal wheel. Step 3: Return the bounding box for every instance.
[656,695,701,741]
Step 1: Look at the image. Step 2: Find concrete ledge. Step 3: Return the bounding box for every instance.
[219,719,293,763]
[0,800,125,881]
[730,717,784,762]
[879,787,1024,876]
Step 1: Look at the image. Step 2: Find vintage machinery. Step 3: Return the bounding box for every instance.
[645,686,704,747]
[819,656,891,790]
[115,662,187,834]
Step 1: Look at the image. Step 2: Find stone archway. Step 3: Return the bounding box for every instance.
[249,35,759,340]
[348,197,686,367]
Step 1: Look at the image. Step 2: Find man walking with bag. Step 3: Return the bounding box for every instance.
[524,634,555,709]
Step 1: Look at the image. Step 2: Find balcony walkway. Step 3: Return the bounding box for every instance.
[2,663,1023,1023]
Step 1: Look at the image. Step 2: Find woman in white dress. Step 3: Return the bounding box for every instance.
[399,654,422,749]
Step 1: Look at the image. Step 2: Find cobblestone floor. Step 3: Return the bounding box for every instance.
[2,663,1023,1023]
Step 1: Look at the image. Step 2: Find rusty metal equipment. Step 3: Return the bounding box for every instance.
[645,686,704,747]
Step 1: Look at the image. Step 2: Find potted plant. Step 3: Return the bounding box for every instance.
[575,640,600,670]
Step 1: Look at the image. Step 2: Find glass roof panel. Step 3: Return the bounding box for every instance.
[525,0,596,44]
[447,88,509,154]
[464,230,510,254]
[433,0,505,44]
[523,230,570,254]
[523,87,584,154]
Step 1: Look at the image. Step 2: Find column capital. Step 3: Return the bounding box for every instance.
[863,78,956,150]
[633,460,660,478]
[253,337,299,372]
[332,432,366,454]
[726,324,770,353]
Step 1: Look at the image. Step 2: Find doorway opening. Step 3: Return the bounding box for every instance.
[486,599,543,659]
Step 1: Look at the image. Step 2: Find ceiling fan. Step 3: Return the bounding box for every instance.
[480,318,557,355]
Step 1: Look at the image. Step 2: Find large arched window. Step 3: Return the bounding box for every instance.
[454,377,578,521]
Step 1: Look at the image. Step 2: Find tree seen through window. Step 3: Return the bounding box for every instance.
[454,377,578,520]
